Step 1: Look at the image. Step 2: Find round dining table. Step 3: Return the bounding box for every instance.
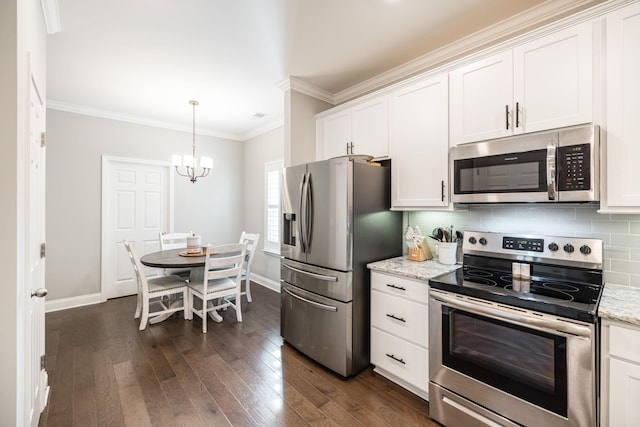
[140,248,236,323]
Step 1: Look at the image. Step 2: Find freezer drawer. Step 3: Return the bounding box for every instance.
[281,282,352,377]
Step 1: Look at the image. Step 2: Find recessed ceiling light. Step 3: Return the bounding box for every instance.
[253,112,267,119]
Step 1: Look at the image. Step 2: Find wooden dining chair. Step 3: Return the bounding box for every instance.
[123,241,189,330]
[238,232,260,303]
[158,232,191,278]
[187,243,247,333]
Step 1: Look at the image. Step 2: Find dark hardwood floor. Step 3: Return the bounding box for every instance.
[39,284,438,426]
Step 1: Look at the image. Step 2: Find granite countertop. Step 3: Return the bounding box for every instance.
[367,256,461,282]
[369,257,640,327]
[598,283,640,327]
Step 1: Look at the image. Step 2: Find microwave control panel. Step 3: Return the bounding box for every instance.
[558,144,590,191]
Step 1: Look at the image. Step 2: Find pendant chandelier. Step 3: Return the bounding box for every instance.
[172,100,213,183]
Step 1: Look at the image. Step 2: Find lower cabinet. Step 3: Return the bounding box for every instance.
[370,271,429,400]
[601,319,640,427]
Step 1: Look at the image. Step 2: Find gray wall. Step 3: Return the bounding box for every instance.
[46,110,244,300]
[284,89,331,166]
[406,206,640,287]
[243,126,284,289]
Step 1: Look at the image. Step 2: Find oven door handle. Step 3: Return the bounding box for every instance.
[432,292,592,338]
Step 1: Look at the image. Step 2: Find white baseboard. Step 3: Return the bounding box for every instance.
[250,273,280,293]
[45,292,102,313]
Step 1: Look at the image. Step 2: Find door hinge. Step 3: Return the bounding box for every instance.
[40,355,45,370]
[40,132,46,147]
[40,242,46,258]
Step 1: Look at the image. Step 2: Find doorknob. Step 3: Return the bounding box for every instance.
[31,288,48,298]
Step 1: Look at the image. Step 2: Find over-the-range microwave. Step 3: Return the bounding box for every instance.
[450,124,600,204]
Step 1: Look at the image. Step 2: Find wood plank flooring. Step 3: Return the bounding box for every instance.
[39,284,439,427]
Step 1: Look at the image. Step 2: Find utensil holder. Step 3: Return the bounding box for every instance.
[437,241,457,265]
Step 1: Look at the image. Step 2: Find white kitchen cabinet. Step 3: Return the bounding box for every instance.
[389,73,449,209]
[370,271,429,400]
[317,95,389,160]
[450,21,593,145]
[601,319,640,427]
[604,2,640,209]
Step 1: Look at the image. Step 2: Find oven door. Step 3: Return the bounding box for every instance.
[429,290,596,427]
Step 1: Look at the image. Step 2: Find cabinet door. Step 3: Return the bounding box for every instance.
[606,3,640,207]
[352,96,389,158]
[322,109,352,159]
[390,74,449,208]
[609,358,640,427]
[449,51,513,145]
[513,21,593,134]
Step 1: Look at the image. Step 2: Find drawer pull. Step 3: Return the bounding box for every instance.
[386,313,406,323]
[385,353,406,365]
[386,283,406,291]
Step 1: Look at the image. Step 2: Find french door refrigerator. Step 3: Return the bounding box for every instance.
[281,156,402,377]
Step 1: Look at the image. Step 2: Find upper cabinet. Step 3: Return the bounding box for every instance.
[450,21,594,145]
[389,73,449,209]
[604,2,640,209]
[316,95,389,160]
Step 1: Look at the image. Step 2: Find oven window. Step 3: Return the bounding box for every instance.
[454,149,546,194]
[442,308,567,417]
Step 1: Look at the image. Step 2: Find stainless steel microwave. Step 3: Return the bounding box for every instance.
[450,124,600,204]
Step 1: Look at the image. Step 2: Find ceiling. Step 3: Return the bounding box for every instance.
[46,0,601,141]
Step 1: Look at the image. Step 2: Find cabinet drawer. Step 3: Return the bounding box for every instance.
[371,271,429,304]
[371,328,428,392]
[610,324,640,364]
[371,289,428,347]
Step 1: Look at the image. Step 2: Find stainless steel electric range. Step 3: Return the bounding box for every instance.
[428,230,604,427]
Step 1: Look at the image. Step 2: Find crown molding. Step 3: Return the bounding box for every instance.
[40,0,61,34]
[240,116,284,141]
[277,76,336,104]
[46,99,248,141]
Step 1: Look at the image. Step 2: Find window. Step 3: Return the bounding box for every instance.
[264,160,283,254]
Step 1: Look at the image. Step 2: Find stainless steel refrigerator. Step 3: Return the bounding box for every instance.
[280,155,402,377]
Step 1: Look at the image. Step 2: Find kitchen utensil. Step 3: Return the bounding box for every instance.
[432,228,444,242]
[443,229,450,243]
[455,230,463,242]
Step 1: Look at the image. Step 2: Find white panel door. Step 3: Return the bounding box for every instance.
[104,159,170,299]
[26,71,48,427]
[606,2,640,207]
[351,95,389,158]
[322,109,352,159]
[513,21,593,134]
[449,51,513,145]
[390,73,449,208]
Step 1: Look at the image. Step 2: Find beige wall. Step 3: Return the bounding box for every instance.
[284,89,331,167]
[243,126,284,288]
[46,110,244,300]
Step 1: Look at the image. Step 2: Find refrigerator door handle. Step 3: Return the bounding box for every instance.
[282,285,338,312]
[306,172,313,251]
[282,263,338,282]
[299,173,308,252]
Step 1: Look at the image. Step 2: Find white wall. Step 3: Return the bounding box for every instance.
[0,0,47,423]
[45,110,244,300]
[243,126,284,290]
[284,89,331,166]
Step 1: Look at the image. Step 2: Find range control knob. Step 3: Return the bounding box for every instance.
[479,237,487,245]
[563,243,575,254]
[580,245,592,255]
[548,242,559,252]
[468,237,477,244]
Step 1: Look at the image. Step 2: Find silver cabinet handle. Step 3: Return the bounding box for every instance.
[31,288,48,298]
[282,287,337,312]
[386,313,406,323]
[282,263,338,281]
[386,283,406,291]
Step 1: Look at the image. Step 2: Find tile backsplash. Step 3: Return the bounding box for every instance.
[406,206,640,288]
